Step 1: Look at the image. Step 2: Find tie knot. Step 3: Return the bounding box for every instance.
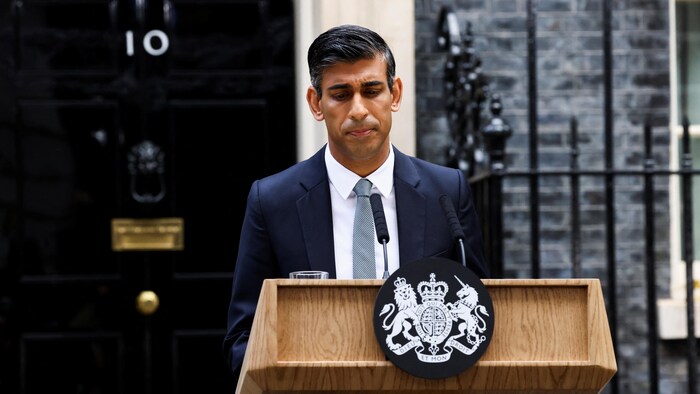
[354,179,372,197]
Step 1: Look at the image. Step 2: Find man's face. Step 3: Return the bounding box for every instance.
[307,56,402,176]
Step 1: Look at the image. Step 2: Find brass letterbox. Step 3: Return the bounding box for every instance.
[111,218,184,251]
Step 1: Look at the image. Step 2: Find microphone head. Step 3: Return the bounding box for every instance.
[369,193,390,243]
[439,194,465,241]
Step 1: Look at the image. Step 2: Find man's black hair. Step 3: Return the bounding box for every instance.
[307,24,396,96]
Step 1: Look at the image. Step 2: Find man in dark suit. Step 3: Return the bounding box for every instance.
[224,24,488,382]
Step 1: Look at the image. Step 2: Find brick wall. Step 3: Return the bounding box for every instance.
[415,0,684,392]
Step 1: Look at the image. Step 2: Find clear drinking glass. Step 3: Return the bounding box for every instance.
[289,271,329,279]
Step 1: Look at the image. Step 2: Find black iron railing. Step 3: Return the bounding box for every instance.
[437,3,698,394]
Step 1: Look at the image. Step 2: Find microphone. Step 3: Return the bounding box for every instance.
[369,193,390,279]
[439,194,467,268]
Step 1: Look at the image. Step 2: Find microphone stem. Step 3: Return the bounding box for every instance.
[382,240,389,279]
[458,238,467,268]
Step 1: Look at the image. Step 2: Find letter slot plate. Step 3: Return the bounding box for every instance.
[111,218,184,251]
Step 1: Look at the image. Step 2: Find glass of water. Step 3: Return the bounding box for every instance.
[289,271,329,279]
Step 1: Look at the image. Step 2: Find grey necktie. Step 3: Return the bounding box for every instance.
[353,179,375,279]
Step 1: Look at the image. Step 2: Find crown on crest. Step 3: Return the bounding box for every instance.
[418,273,448,302]
[393,277,412,292]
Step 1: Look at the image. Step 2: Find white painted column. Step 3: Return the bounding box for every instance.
[294,0,416,161]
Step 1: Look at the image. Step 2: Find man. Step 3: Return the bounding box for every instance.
[224,24,488,381]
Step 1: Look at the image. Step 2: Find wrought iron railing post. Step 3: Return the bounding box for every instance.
[643,119,659,394]
[570,116,581,278]
[681,116,697,394]
[482,95,512,278]
[602,1,618,392]
[526,0,541,280]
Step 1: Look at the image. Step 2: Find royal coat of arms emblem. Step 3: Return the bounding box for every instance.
[374,257,494,379]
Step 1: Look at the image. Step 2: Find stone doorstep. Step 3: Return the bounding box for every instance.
[657,298,700,339]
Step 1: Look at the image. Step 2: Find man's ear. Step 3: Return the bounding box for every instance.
[306,86,324,121]
[390,77,403,112]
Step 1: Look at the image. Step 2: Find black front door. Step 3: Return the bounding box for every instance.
[0,1,296,393]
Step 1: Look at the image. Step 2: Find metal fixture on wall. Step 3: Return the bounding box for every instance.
[437,6,511,178]
[128,140,166,203]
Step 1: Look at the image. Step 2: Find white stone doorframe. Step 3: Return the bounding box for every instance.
[293,0,416,161]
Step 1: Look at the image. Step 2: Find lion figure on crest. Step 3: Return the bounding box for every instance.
[380,277,420,350]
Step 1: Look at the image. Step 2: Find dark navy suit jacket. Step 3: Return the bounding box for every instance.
[223,145,488,380]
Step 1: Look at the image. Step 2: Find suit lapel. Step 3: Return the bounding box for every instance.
[297,147,337,278]
[393,148,426,265]
[296,146,427,276]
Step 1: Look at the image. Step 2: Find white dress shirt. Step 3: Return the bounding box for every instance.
[325,145,400,279]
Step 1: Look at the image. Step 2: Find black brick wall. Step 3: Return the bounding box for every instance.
[415,0,685,392]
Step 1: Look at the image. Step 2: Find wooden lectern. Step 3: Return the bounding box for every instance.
[236,279,617,394]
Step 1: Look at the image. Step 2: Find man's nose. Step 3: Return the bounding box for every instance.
[348,94,369,120]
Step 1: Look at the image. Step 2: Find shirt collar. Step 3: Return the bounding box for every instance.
[325,144,395,199]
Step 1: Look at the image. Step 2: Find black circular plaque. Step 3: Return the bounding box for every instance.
[373,257,494,379]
